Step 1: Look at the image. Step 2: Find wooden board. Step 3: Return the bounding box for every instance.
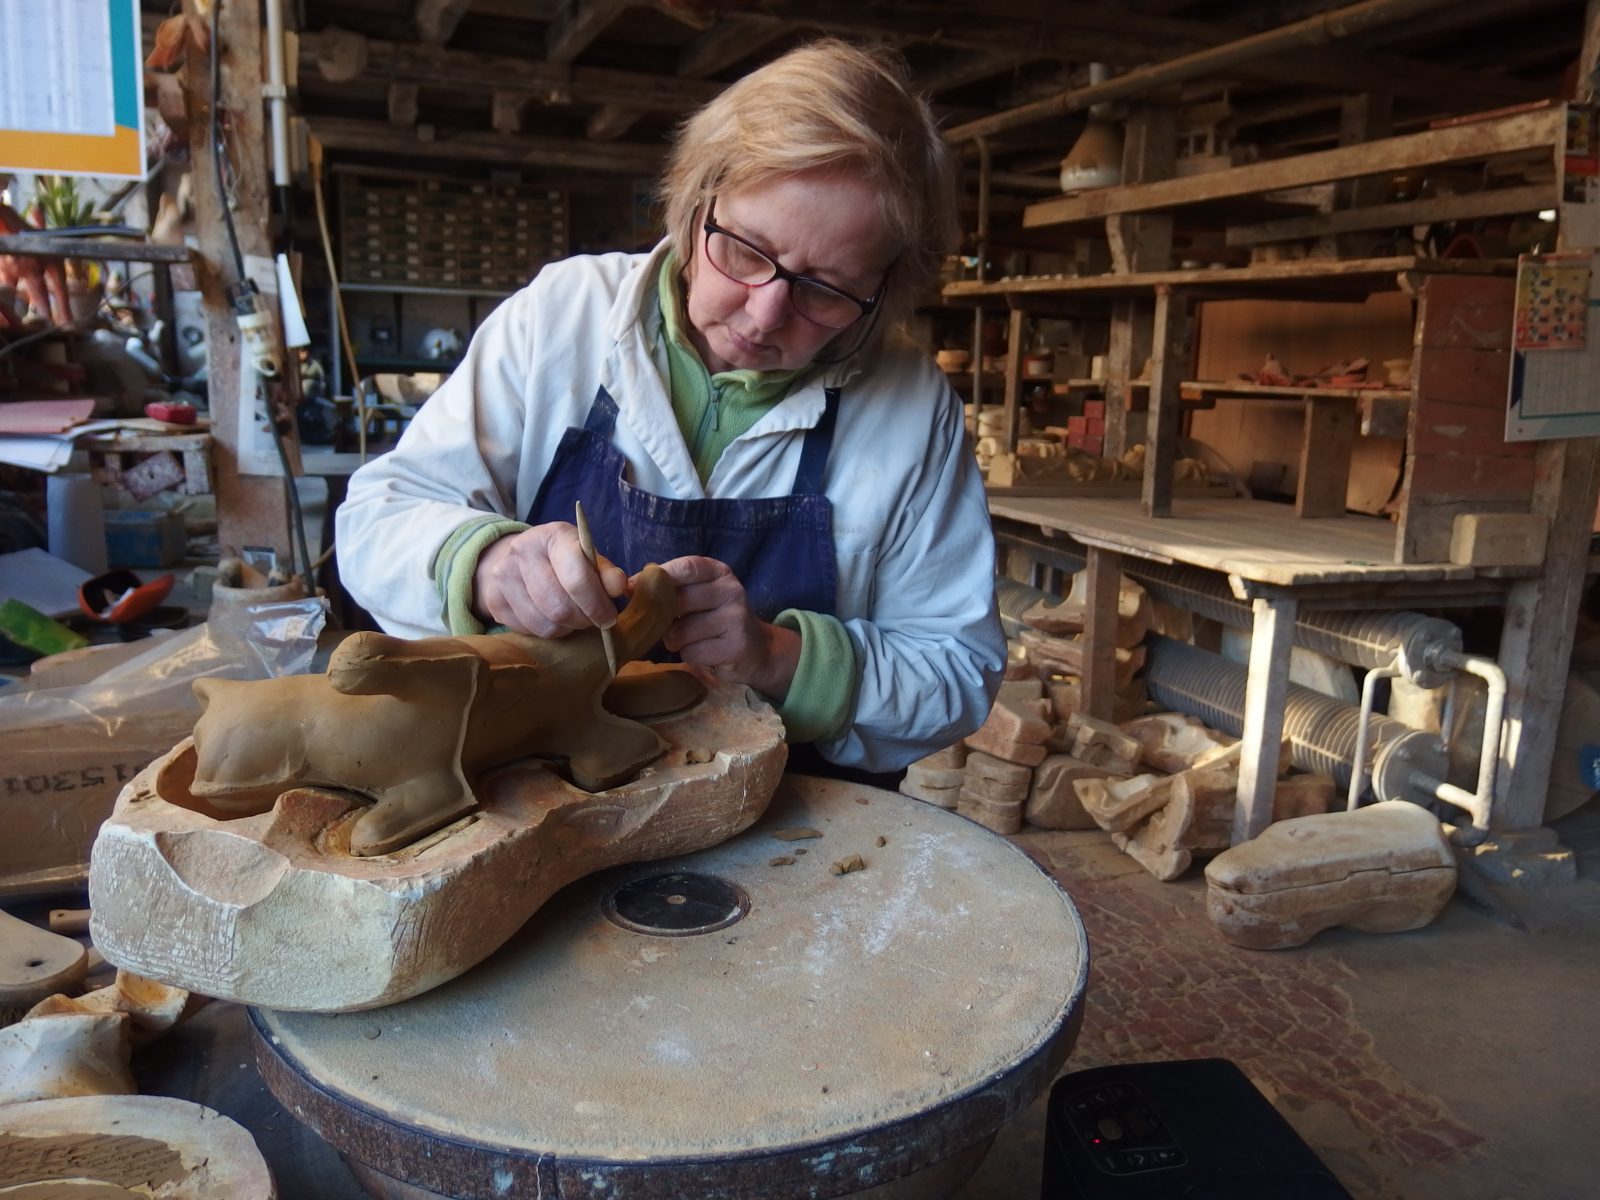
[986,494,1480,586]
[942,257,1514,303]
[986,481,1236,499]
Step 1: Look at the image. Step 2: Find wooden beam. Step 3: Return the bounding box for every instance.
[546,0,629,66]
[299,31,721,113]
[944,0,1521,143]
[308,116,664,173]
[1226,183,1556,245]
[1024,106,1565,228]
[415,0,474,44]
[1234,597,1296,844]
[587,15,782,142]
[183,0,295,566]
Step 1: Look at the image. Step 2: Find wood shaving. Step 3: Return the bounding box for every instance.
[830,854,866,876]
[769,855,796,867]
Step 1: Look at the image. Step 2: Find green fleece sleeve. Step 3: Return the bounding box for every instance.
[431,515,530,635]
[771,609,860,744]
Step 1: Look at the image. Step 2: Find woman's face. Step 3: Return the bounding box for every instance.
[683,170,895,374]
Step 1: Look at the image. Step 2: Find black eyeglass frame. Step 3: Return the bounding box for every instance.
[701,200,891,330]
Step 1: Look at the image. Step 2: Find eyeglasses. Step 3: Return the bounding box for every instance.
[702,201,889,330]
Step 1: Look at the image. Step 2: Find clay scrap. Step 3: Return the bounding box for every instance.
[89,676,787,1012]
[0,1094,275,1199]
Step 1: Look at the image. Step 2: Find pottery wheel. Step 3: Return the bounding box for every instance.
[251,774,1089,1199]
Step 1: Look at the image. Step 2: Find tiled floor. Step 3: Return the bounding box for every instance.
[957,804,1600,1199]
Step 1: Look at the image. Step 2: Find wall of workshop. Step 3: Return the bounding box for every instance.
[1187,292,1415,514]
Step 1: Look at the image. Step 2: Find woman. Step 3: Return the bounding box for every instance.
[336,39,1004,773]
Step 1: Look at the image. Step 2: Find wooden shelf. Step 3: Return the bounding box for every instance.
[0,235,191,264]
[1021,104,1564,230]
[339,282,514,299]
[941,255,1514,303]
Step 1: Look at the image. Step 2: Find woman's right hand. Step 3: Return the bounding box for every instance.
[472,524,628,637]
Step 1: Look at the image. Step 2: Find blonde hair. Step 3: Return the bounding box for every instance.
[659,39,957,346]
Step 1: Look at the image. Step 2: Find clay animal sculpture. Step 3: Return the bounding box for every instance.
[187,565,691,856]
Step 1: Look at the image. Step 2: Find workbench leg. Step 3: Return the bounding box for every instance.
[1480,436,1597,884]
[1080,547,1122,723]
[1232,595,1296,845]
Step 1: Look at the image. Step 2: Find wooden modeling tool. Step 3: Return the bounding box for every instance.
[574,501,619,678]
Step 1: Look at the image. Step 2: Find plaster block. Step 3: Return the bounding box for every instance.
[958,789,1024,835]
[961,771,1031,803]
[965,751,1034,789]
[898,775,960,809]
[1449,512,1548,568]
[913,743,967,771]
[966,724,1049,767]
[904,763,967,790]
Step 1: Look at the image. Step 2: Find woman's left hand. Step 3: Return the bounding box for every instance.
[656,556,800,700]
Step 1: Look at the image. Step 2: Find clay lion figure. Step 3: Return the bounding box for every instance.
[187,565,698,856]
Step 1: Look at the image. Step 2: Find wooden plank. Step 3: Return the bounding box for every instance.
[1330,90,1395,259]
[1296,394,1358,518]
[1022,107,1564,228]
[1409,397,1524,456]
[299,31,722,113]
[0,235,190,264]
[1406,450,1536,495]
[1414,346,1516,407]
[546,0,629,65]
[1234,596,1297,845]
[986,494,1479,583]
[1227,183,1555,246]
[1080,547,1122,723]
[1104,298,1149,458]
[307,117,664,174]
[415,0,473,44]
[942,256,1515,301]
[184,0,294,563]
[1143,287,1188,518]
[1003,307,1026,454]
[588,16,782,141]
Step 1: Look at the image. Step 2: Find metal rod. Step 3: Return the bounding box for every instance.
[1347,664,1401,810]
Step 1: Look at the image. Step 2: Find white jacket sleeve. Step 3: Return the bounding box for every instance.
[333,286,537,637]
[818,384,1005,772]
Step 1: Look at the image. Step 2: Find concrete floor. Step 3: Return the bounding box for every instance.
[117,797,1600,1199]
[956,801,1600,1200]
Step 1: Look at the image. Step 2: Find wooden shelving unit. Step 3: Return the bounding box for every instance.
[956,98,1591,848]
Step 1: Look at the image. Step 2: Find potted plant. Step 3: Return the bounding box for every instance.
[32,175,103,323]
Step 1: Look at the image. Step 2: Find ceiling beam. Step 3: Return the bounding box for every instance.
[587,14,785,141]
[546,0,631,66]
[415,0,474,44]
[944,0,1524,143]
[299,30,722,112]
[308,116,666,173]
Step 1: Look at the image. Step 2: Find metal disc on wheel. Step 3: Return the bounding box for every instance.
[252,774,1088,1199]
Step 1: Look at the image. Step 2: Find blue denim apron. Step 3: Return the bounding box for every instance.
[524,384,840,623]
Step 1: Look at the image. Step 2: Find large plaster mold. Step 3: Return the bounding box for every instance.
[88,682,786,1012]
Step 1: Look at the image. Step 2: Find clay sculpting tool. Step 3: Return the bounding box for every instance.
[574,500,619,678]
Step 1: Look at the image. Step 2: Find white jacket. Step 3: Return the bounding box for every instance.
[335,242,1004,771]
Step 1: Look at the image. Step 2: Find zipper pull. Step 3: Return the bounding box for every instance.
[710,385,721,432]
